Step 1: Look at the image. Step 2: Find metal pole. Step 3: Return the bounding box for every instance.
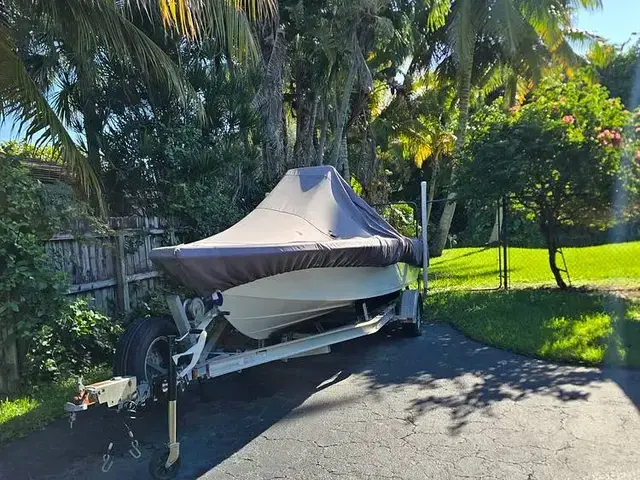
[501,197,509,290]
[165,335,180,468]
[420,181,428,294]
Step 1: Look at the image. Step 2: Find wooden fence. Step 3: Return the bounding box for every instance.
[45,216,180,315]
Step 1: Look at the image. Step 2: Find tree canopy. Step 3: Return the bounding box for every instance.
[2,0,636,268]
[457,69,640,287]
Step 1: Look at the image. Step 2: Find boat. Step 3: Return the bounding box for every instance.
[222,263,412,339]
[150,166,422,340]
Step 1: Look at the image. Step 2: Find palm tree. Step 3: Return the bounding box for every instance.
[0,0,274,203]
[391,73,456,224]
[430,0,602,256]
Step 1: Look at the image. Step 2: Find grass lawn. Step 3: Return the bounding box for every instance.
[426,289,640,368]
[0,365,110,444]
[428,240,640,290]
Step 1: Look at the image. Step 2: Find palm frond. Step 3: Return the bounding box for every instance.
[414,142,433,167]
[425,0,451,32]
[446,0,481,66]
[202,0,258,62]
[34,0,200,116]
[148,0,276,41]
[0,25,101,204]
[485,0,529,55]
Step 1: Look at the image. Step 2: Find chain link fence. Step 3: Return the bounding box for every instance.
[426,195,640,293]
[425,198,505,292]
[503,198,640,291]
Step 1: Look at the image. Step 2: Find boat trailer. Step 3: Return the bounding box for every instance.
[65,288,423,479]
[65,181,430,479]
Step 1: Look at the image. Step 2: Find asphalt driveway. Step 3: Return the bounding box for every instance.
[1,322,639,480]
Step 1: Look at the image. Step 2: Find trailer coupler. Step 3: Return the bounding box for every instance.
[64,375,148,421]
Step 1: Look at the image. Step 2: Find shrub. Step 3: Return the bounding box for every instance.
[458,70,640,287]
[0,154,112,388]
[0,158,69,389]
[382,203,418,237]
[24,299,121,382]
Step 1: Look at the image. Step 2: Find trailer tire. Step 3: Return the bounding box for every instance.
[113,317,178,386]
[403,295,423,337]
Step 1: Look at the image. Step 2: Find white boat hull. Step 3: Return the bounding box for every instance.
[222,264,412,339]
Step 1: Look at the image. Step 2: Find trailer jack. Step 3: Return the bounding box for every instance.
[148,335,182,479]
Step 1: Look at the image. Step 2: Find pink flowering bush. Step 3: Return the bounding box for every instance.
[459,70,640,288]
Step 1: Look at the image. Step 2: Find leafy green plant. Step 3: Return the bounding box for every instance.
[0,156,111,389]
[381,203,418,238]
[0,158,69,390]
[25,299,121,382]
[458,70,640,288]
[0,141,62,164]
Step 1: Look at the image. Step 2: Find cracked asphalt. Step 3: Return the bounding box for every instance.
[1,322,639,480]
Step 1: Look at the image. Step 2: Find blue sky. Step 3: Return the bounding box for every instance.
[573,0,638,46]
[1,1,638,142]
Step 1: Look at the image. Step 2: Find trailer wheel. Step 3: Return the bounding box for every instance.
[149,448,181,480]
[114,317,178,386]
[402,294,423,337]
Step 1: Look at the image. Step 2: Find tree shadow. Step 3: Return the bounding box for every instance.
[435,246,496,260]
[0,305,637,478]
[351,327,608,434]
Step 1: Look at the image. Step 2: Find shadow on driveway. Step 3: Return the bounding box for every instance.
[0,322,637,479]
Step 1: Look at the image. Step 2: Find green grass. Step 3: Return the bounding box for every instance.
[429,240,640,290]
[0,366,110,444]
[426,289,640,368]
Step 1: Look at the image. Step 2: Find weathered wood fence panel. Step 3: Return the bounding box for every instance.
[46,216,178,316]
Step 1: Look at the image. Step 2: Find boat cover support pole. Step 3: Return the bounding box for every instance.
[420,181,428,293]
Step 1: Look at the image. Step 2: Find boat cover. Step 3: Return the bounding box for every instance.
[150,166,423,294]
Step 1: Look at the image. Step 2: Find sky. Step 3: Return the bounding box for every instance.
[573,0,638,46]
[1,1,639,142]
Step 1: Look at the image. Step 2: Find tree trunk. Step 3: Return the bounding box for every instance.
[292,62,317,167]
[337,135,349,180]
[82,99,102,176]
[316,99,329,165]
[426,160,438,225]
[432,57,474,256]
[547,245,567,289]
[253,27,287,182]
[328,58,357,167]
[359,108,377,189]
[540,208,568,289]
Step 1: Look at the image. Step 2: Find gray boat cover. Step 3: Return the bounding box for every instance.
[150,166,422,294]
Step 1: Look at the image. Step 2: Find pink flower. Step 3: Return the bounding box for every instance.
[562,115,575,124]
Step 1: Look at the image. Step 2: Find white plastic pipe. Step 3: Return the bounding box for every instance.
[420,181,428,293]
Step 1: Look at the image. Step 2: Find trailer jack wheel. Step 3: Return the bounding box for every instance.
[149,448,181,480]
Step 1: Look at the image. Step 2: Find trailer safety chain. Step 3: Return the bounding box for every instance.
[102,442,114,473]
[99,417,143,473]
[123,420,142,459]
